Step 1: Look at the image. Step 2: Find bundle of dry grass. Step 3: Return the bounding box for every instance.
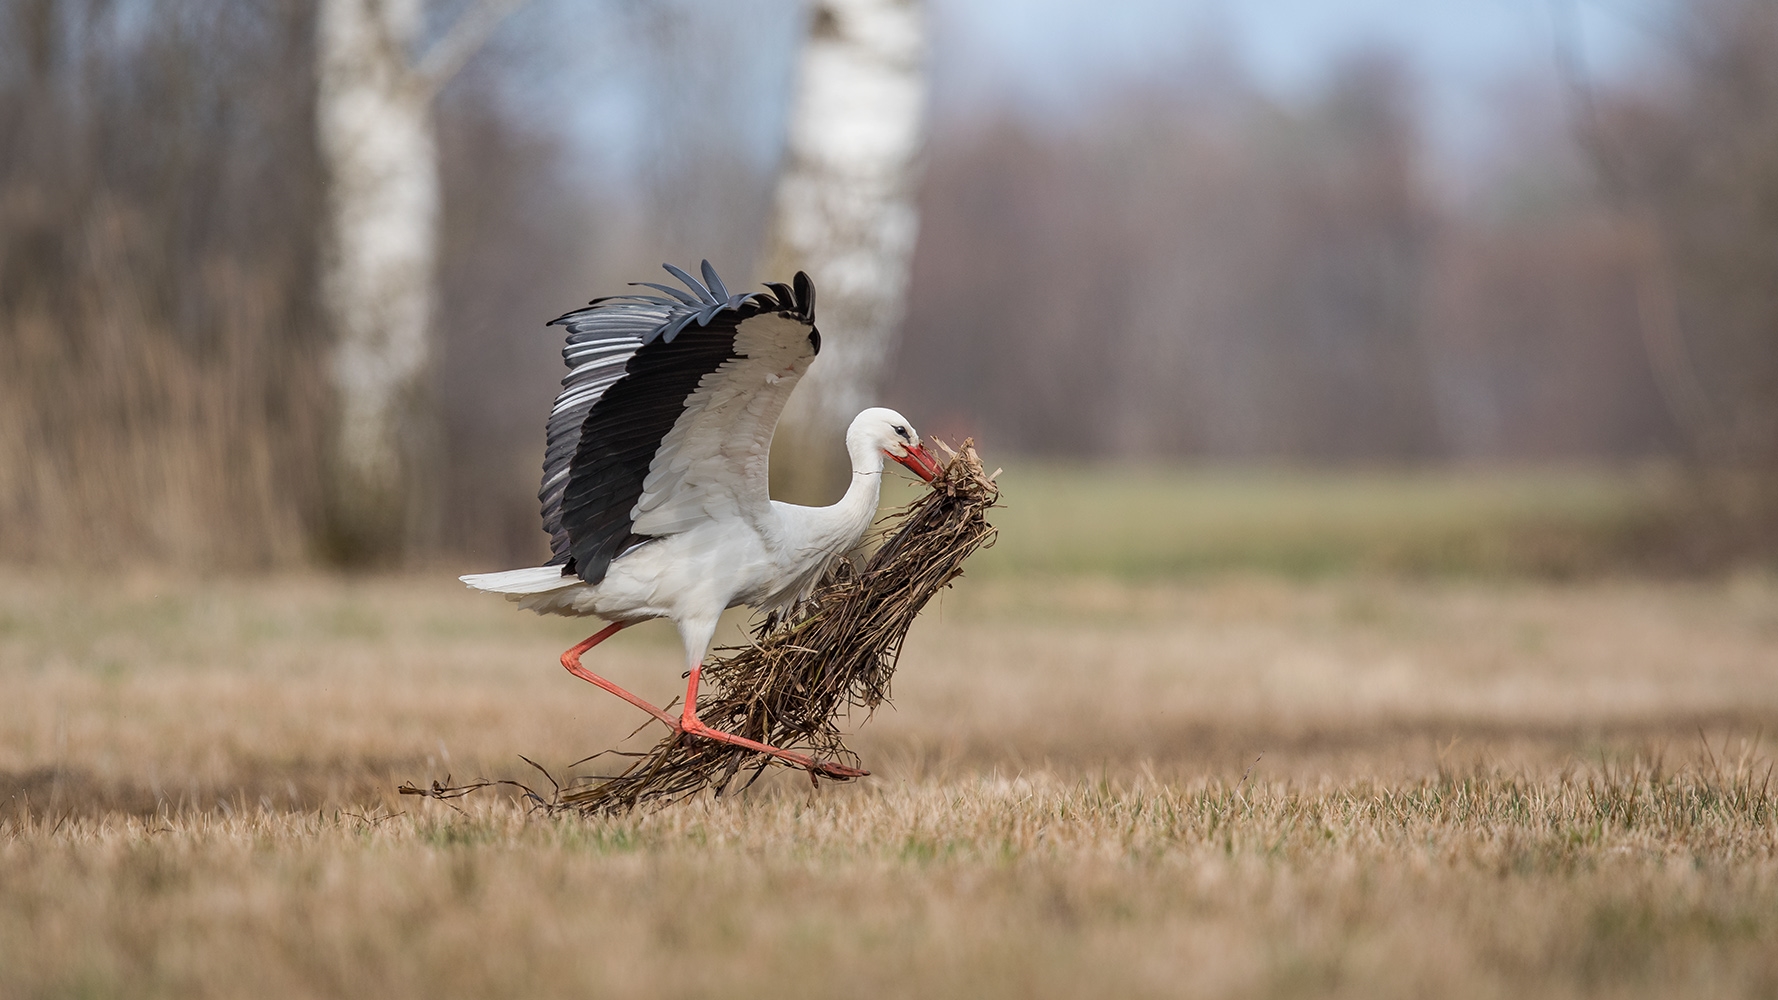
[547,439,998,814]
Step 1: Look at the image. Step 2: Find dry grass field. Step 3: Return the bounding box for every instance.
[2,472,1776,998]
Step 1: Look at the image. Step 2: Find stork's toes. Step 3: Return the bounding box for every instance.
[677,718,869,779]
[813,760,870,780]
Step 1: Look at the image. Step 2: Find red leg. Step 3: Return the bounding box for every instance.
[561,623,677,729]
[678,665,869,779]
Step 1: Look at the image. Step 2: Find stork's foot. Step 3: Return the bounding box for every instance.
[676,664,868,779]
[676,715,869,779]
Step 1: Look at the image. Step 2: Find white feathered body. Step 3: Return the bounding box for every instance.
[462,480,881,626]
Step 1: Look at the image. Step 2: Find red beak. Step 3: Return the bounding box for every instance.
[888,443,943,482]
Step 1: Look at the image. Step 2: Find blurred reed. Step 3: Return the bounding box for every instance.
[0,0,327,568]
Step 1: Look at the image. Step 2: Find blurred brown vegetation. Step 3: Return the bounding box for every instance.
[895,5,1778,477]
[0,0,326,567]
[1,0,1776,570]
[0,0,598,569]
[889,0,1778,567]
[894,51,1681,463]
[1580,0,1778,467]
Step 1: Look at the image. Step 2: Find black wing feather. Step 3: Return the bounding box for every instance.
[537,261,817,584]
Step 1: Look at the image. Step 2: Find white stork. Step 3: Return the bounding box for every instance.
[461,262,941,778]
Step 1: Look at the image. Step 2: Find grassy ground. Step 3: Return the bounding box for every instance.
[5,764,1775,1000]
[3,469,1777,998]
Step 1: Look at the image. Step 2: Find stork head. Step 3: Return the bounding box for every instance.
[850,407,943,482]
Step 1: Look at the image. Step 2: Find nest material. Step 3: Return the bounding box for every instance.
[556,439,999,815]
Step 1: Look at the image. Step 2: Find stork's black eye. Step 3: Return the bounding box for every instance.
[893,425,908,439]
[808,328,821,354]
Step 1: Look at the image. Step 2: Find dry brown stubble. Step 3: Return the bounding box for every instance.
[2,566,1778,997]
[3,764,1776,1000]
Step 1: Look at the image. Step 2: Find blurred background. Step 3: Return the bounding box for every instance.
[2,0,1775,577]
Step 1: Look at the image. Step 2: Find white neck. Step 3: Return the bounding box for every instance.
[816,439,888,547]
[771,436,887,566]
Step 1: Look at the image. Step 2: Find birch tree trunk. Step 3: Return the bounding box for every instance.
[317,0,436,562]
[316,0,514,563]
[765,0,928,504]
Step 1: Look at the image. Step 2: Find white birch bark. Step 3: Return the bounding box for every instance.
[315,0,516,560]
[317,0,435,559]
[765,0,928,502]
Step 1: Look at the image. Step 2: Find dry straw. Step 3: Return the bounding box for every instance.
[405,439,999,815]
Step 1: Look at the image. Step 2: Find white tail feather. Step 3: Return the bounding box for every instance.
[460,566,578,595]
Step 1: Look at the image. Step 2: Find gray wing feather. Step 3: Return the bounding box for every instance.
[538,261,814,568]
[700,259,730,300]
[635,281,702,306]
[661,263,715,301]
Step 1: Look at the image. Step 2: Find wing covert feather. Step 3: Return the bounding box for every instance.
[539,262,818,584]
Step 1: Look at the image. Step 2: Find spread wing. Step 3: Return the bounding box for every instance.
[540,262,819,585]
